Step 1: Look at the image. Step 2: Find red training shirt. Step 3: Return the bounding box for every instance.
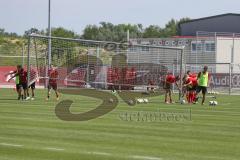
[49,69,58,84]
[166,75,177,84]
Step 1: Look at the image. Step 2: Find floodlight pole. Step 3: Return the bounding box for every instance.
[22,44,25,67]
[126,29,129,64]
[48,0,52,67]
[127,29,130,42]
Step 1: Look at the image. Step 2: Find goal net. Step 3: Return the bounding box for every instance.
[27,34,184,91]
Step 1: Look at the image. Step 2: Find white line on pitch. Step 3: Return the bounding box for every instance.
[44,147,65,151]
[87,151,112,156]
[131,155,162,160]
[0,143,23,147]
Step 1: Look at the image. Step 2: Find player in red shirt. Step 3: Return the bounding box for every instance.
[183,75,198,103]
[187,70,197,79]
[112,68,120,92]
[147,79,155,92]
[125,67,136,90]
[181,71,196,102]
[181,74,188,100]
[7,65,29,100]
[28,66,37,100]
[47,64,59,100]
[6,65,22,100]
[18,67,29,100]
[164,74,180,104]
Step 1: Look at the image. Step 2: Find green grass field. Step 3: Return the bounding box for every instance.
[0,88,240,160]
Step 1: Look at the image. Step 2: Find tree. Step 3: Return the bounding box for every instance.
[143,17,191,38]
[162,18,191,37]
[143,25,162,38]
[82,25,99,40]
[0,28,5,36]
[24,28,40,37]
[82,22,143,42]
[81,17,191,41]
[0,28,19,38]
[161,19,178,37]
[51,27,76,38]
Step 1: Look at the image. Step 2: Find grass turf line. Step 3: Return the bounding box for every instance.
[0,88,240,160]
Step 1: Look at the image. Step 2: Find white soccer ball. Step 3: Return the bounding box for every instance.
[180,99,186,104]
[213,101,218,106]
[111,90,117,94]
[209,101,214,106]
[86,84,92,88]
[109,98,114,103]
[128,99,134,105]
[137,98,144,103]
[143,98,149,103]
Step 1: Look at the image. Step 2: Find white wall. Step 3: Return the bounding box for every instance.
[216,37,240,73]
[216,37,232,63]
[233,38,240,73]
[216,37,232,73]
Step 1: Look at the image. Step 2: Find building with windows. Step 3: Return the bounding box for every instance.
[128,13,240,74]
[129,34,240,74]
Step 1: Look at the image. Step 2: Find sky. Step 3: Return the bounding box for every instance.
[0,0,240,35]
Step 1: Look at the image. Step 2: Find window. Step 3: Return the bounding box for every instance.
[142,46,149,52]
[190,66,202,73]
[129,46,137,52]
[204,41,215,52]
[191,43,197,52]
[191,41,203,53]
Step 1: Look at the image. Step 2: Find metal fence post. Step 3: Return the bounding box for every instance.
[229,63,232,95]
[172,63,175,91]
[22,44,25,67]
[27,36,31,87]
[179,48,184,100]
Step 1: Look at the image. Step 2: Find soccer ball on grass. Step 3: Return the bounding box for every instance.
[209,101,218,106]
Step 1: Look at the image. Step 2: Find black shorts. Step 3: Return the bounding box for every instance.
[196,86,207,94]
[19,83,28,90]
[16,84,21,90]
[163,83,173,90]
[48,83,57,90]
[187,85,197,91]
[29,82,35,89]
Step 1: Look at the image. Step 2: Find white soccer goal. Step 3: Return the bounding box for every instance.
[27,34,185,93]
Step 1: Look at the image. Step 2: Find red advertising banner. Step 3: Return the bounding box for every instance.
[0,66,17,87]
[0,66,240,88]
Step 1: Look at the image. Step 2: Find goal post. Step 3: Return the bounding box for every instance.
[27,34,185,98]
